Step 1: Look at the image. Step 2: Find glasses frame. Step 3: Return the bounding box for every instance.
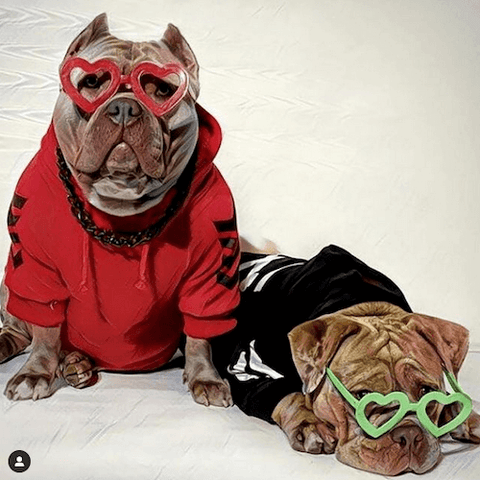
[325,367,472,438]
[60,57,189,117]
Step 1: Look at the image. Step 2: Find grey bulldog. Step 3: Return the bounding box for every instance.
[0,14,239,406]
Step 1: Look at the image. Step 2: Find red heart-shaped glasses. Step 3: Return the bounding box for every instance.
[60,58,189,117]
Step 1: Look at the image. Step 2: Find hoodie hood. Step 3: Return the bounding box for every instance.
[51,103,223,240]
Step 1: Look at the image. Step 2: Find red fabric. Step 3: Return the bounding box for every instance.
[4,105,239,371]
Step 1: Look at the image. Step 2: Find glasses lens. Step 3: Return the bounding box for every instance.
[73,69,113,104]
[424,399,439,423]
[437,400,463,427]
[139,73,180,107]
[130,62,188,117]
[356,392,409,438]
[61,59,121,113]
[136,70,187,117]
[366,399,401,428]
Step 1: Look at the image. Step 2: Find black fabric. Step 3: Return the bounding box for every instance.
[211,245,411,424]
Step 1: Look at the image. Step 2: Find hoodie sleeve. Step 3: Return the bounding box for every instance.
[4,193,69,327]
[178,170,240,338]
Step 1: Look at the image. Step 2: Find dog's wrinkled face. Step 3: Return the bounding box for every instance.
[53,14,200,216]
[289,302,475,475]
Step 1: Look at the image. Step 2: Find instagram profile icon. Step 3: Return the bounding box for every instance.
[8,450,31,473]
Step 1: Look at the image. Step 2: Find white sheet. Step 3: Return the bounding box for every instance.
[1,352,479,480]
[0,0,479,478]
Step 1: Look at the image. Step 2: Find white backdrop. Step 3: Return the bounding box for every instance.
[0,1,479,479]
[0,0,479,347]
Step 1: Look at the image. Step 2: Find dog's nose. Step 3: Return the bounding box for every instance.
[390,425,424,449]
[107,98,142,126]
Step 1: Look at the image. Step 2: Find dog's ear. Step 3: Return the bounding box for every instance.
[288,315,361,394]
[63,13,110,60]
[407,312,472,443]
[439,402,480,444]
[161,24,200,100]
[406,313,469,376]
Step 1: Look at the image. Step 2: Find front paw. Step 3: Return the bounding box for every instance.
[273,393,337,454]
[4,372,55,401]
[58,351,97,389]
[185,373,233,408]
[287,418,336,454]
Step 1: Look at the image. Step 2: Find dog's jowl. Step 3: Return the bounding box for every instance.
[0,14,239,407]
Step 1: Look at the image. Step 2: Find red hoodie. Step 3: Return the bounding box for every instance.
[4,105,240,371]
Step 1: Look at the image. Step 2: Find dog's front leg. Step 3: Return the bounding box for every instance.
[4,324,61,401]
[183,336,232,408]
[272,392,337,454]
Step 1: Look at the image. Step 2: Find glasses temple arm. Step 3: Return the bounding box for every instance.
[326,368,359,408]
[444,370,470,396]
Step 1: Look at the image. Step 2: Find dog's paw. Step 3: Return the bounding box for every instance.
[186,376,233,408]
[58,351,97,389]
[4,372,54,401]
[272,392,337,454]
[288,419,337,454]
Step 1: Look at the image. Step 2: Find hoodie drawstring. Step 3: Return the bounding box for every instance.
[79,233,90,293]
[135,243,150,290]
[79,234,150,292]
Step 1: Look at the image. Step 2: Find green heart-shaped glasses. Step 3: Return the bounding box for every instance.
[325,368,472,438]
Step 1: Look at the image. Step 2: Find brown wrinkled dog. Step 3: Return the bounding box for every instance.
[272,302,480,475]
[0,14,237,407]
